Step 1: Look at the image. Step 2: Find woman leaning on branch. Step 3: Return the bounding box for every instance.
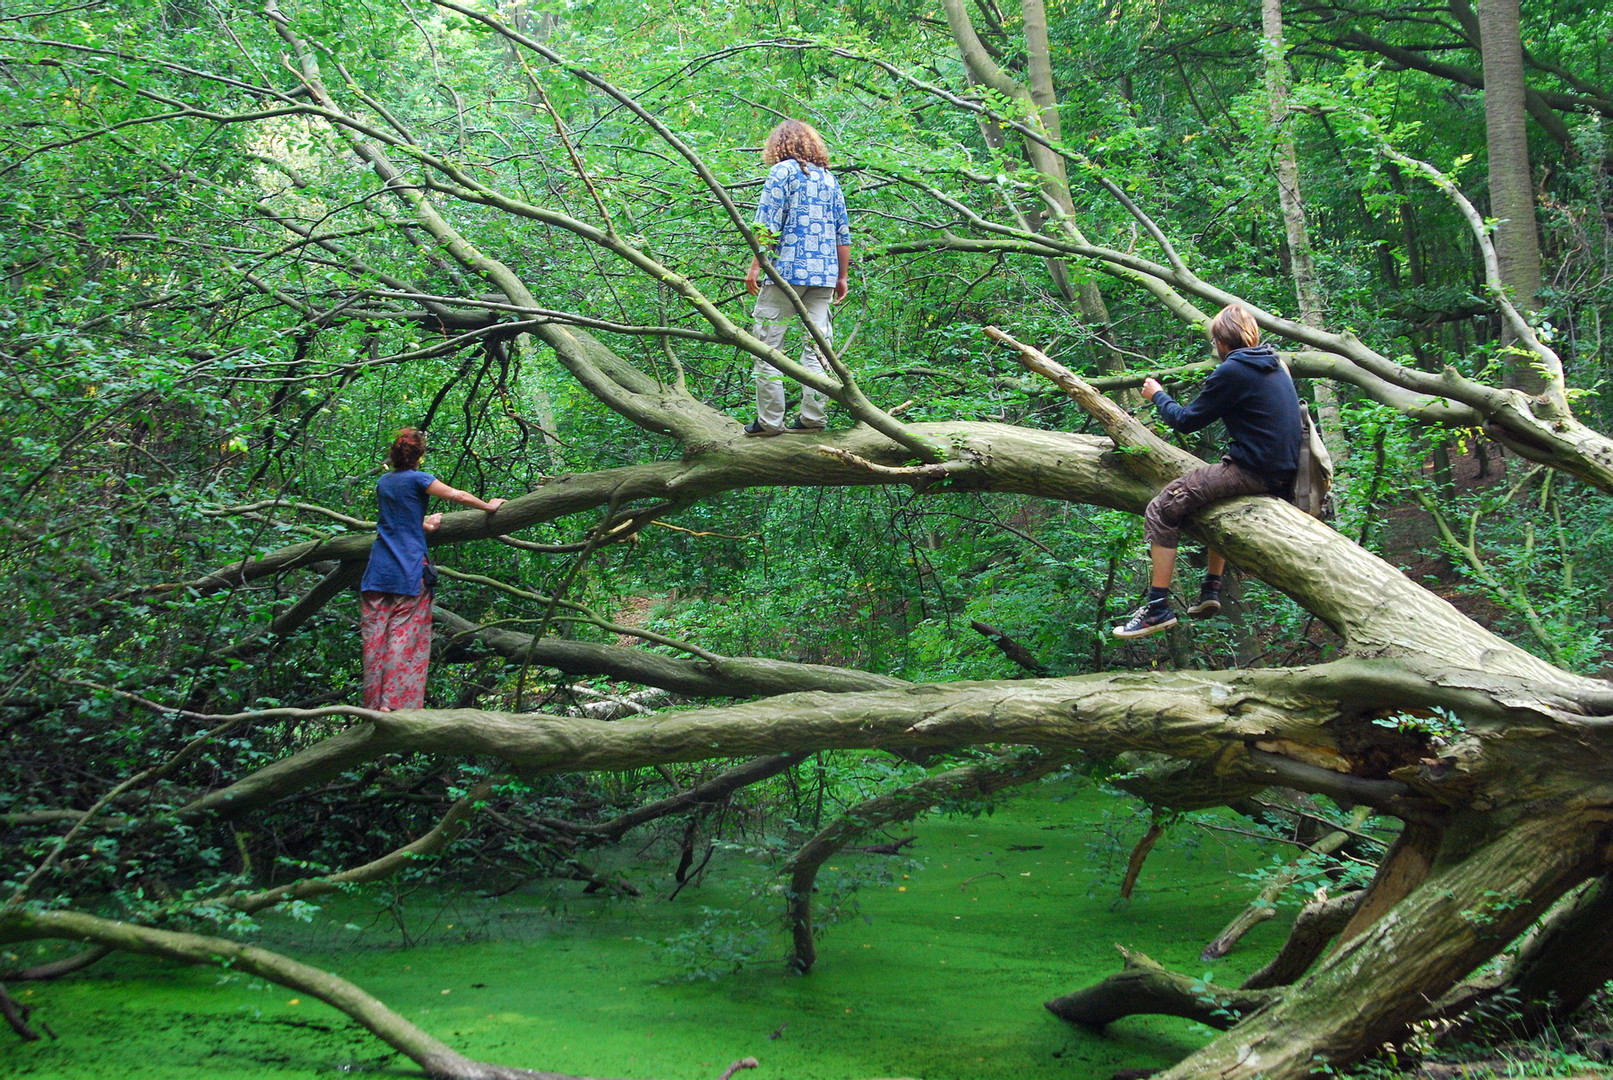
[358,428,505,711]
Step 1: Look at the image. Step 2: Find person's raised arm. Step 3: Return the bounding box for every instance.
[1149,367,1234,434]
[426,479,505,513]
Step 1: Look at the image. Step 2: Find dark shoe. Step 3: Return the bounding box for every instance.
[786,419,827,433]
[1113,601,1178,639]
[744,420,782,437]
[1185,590,1221,619]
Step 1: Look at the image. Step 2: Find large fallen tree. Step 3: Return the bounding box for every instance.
[5,3,1613,1080]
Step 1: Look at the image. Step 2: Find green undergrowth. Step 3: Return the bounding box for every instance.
[4,780,1292,1080]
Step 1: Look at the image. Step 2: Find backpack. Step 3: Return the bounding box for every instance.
[1277,358,1334,520]
[1290,399,1335,520]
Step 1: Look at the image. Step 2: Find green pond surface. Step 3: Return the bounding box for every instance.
[4,779,1293,1080]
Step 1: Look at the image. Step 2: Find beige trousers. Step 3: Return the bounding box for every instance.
[751,283,833,433]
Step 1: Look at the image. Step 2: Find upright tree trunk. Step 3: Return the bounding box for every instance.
[1477,0,1545,390]
[1262,0,1344,456]
[940,0,1124,374]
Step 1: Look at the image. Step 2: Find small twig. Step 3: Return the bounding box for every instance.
[0,981,40,1041]
[816,445,972,490]
[959,871,1005,889]
[716,1058,760,1080]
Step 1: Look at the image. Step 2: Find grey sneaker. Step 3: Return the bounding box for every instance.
[1185,590,1221,619]
[744,420,782,437]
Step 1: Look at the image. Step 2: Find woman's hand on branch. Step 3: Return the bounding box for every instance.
[423,513,443,532]
[1141,377,1163,400]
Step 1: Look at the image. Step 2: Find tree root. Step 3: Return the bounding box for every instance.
[1044,947,1273,1029]
[1239,889,1363,990]
[1201,806,1368,960]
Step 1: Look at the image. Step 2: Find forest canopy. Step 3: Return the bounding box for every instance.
[2,0,1613,1078]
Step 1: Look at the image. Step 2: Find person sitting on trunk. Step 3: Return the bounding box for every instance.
[1113,304,1303,639]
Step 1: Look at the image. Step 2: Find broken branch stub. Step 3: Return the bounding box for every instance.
[983,325,1198,487]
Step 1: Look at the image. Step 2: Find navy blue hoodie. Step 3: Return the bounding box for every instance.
[1150,344,1302,481]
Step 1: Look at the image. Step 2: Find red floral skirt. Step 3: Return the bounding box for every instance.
[360,590,433,710]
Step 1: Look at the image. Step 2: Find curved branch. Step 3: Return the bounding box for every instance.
[224,778,495,915]
[433,608,908,699]
[783,749,1073,972]
[1047,947,1273,1029]
[0,908,601,1080]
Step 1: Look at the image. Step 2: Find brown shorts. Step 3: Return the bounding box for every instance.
[1144,458,1287,549]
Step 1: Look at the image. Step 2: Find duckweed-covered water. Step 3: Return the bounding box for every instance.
[4,779,1291,1079]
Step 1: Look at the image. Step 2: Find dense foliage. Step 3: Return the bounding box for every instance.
[2,0,1611,1076]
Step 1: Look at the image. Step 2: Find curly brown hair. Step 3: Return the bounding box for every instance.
[763,119,830,170]
[388,427,426,471]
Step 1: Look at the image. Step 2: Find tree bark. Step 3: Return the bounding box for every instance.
[1437,871,1613,1036]
[1477,0,1545,389]
[1046,947,1273,1029]
[1240,889,1364,990]
[1261,0,1344,456]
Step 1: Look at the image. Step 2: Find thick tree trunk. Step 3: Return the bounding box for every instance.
[1477,0,1545,389]
[1262,0,1344,456]
[1150,808,1604,1080]
[1438,871,1613,1037]
[938,0,1124,373]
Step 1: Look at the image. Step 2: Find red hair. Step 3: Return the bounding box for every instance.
[388,427,425,471]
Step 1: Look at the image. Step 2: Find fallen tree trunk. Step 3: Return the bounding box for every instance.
[1435,870,1613,1039]
[1150,805,1607,1079]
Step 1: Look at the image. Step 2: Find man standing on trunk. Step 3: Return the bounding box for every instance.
[741,119,851,437]
[1113,304,1304,639]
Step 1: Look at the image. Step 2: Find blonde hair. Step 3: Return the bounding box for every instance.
[763,119,830,170]
[1209,304,1261,353]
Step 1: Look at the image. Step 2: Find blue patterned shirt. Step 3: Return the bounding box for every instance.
[754,160,850,288]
